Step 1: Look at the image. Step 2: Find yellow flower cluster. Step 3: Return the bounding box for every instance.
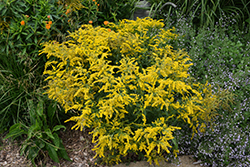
[41,17,218,165]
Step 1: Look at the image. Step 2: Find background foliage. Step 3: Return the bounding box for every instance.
[148,0,250,30]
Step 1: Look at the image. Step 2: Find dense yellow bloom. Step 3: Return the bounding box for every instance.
[41,17,219,165]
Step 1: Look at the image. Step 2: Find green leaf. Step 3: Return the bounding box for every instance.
[20,142,29,156]
[35,139,45,149]
[3,123,27,140]
[52,133,60,151]
[36,99,44,117]
[45,128,54,139]
[46,143,60,163]
[26,33,33,40]
[52,125,66,132]
[27,145,40,164]
[28,99,36,125]
[47,102,56,124]
[28,120,40,140]
[246,18,250,24]
[22,47,26,55]
[1,8,7,16]
[57,138,71,161]
[21,32,27,35]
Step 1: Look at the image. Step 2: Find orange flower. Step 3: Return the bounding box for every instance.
[97,4,99,6]
[104,21,109,25]
[48,21,52,25]
[93,0,95,1]
[89,20,93,24]
[47,15,51,19]
[25,15,29,18]
[20,20,25,25]
[65,9,70,15]
[108,28,111,32]
[46,24,51,29]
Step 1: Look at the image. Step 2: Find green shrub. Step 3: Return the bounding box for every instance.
[4,97,71,166]
[41,17,222,165]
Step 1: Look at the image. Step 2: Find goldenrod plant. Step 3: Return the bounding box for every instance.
[41,17,220,165]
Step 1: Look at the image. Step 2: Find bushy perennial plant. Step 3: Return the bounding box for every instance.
[41,17,220,165]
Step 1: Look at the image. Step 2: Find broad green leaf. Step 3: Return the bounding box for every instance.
[46,143,60,163]
[58,139,71,161]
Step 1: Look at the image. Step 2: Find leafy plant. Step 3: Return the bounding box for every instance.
[4,98,71,165]
[40,17,225,165]
[0,0,76,133]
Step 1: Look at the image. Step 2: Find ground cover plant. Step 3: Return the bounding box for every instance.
[162,8,250,167]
